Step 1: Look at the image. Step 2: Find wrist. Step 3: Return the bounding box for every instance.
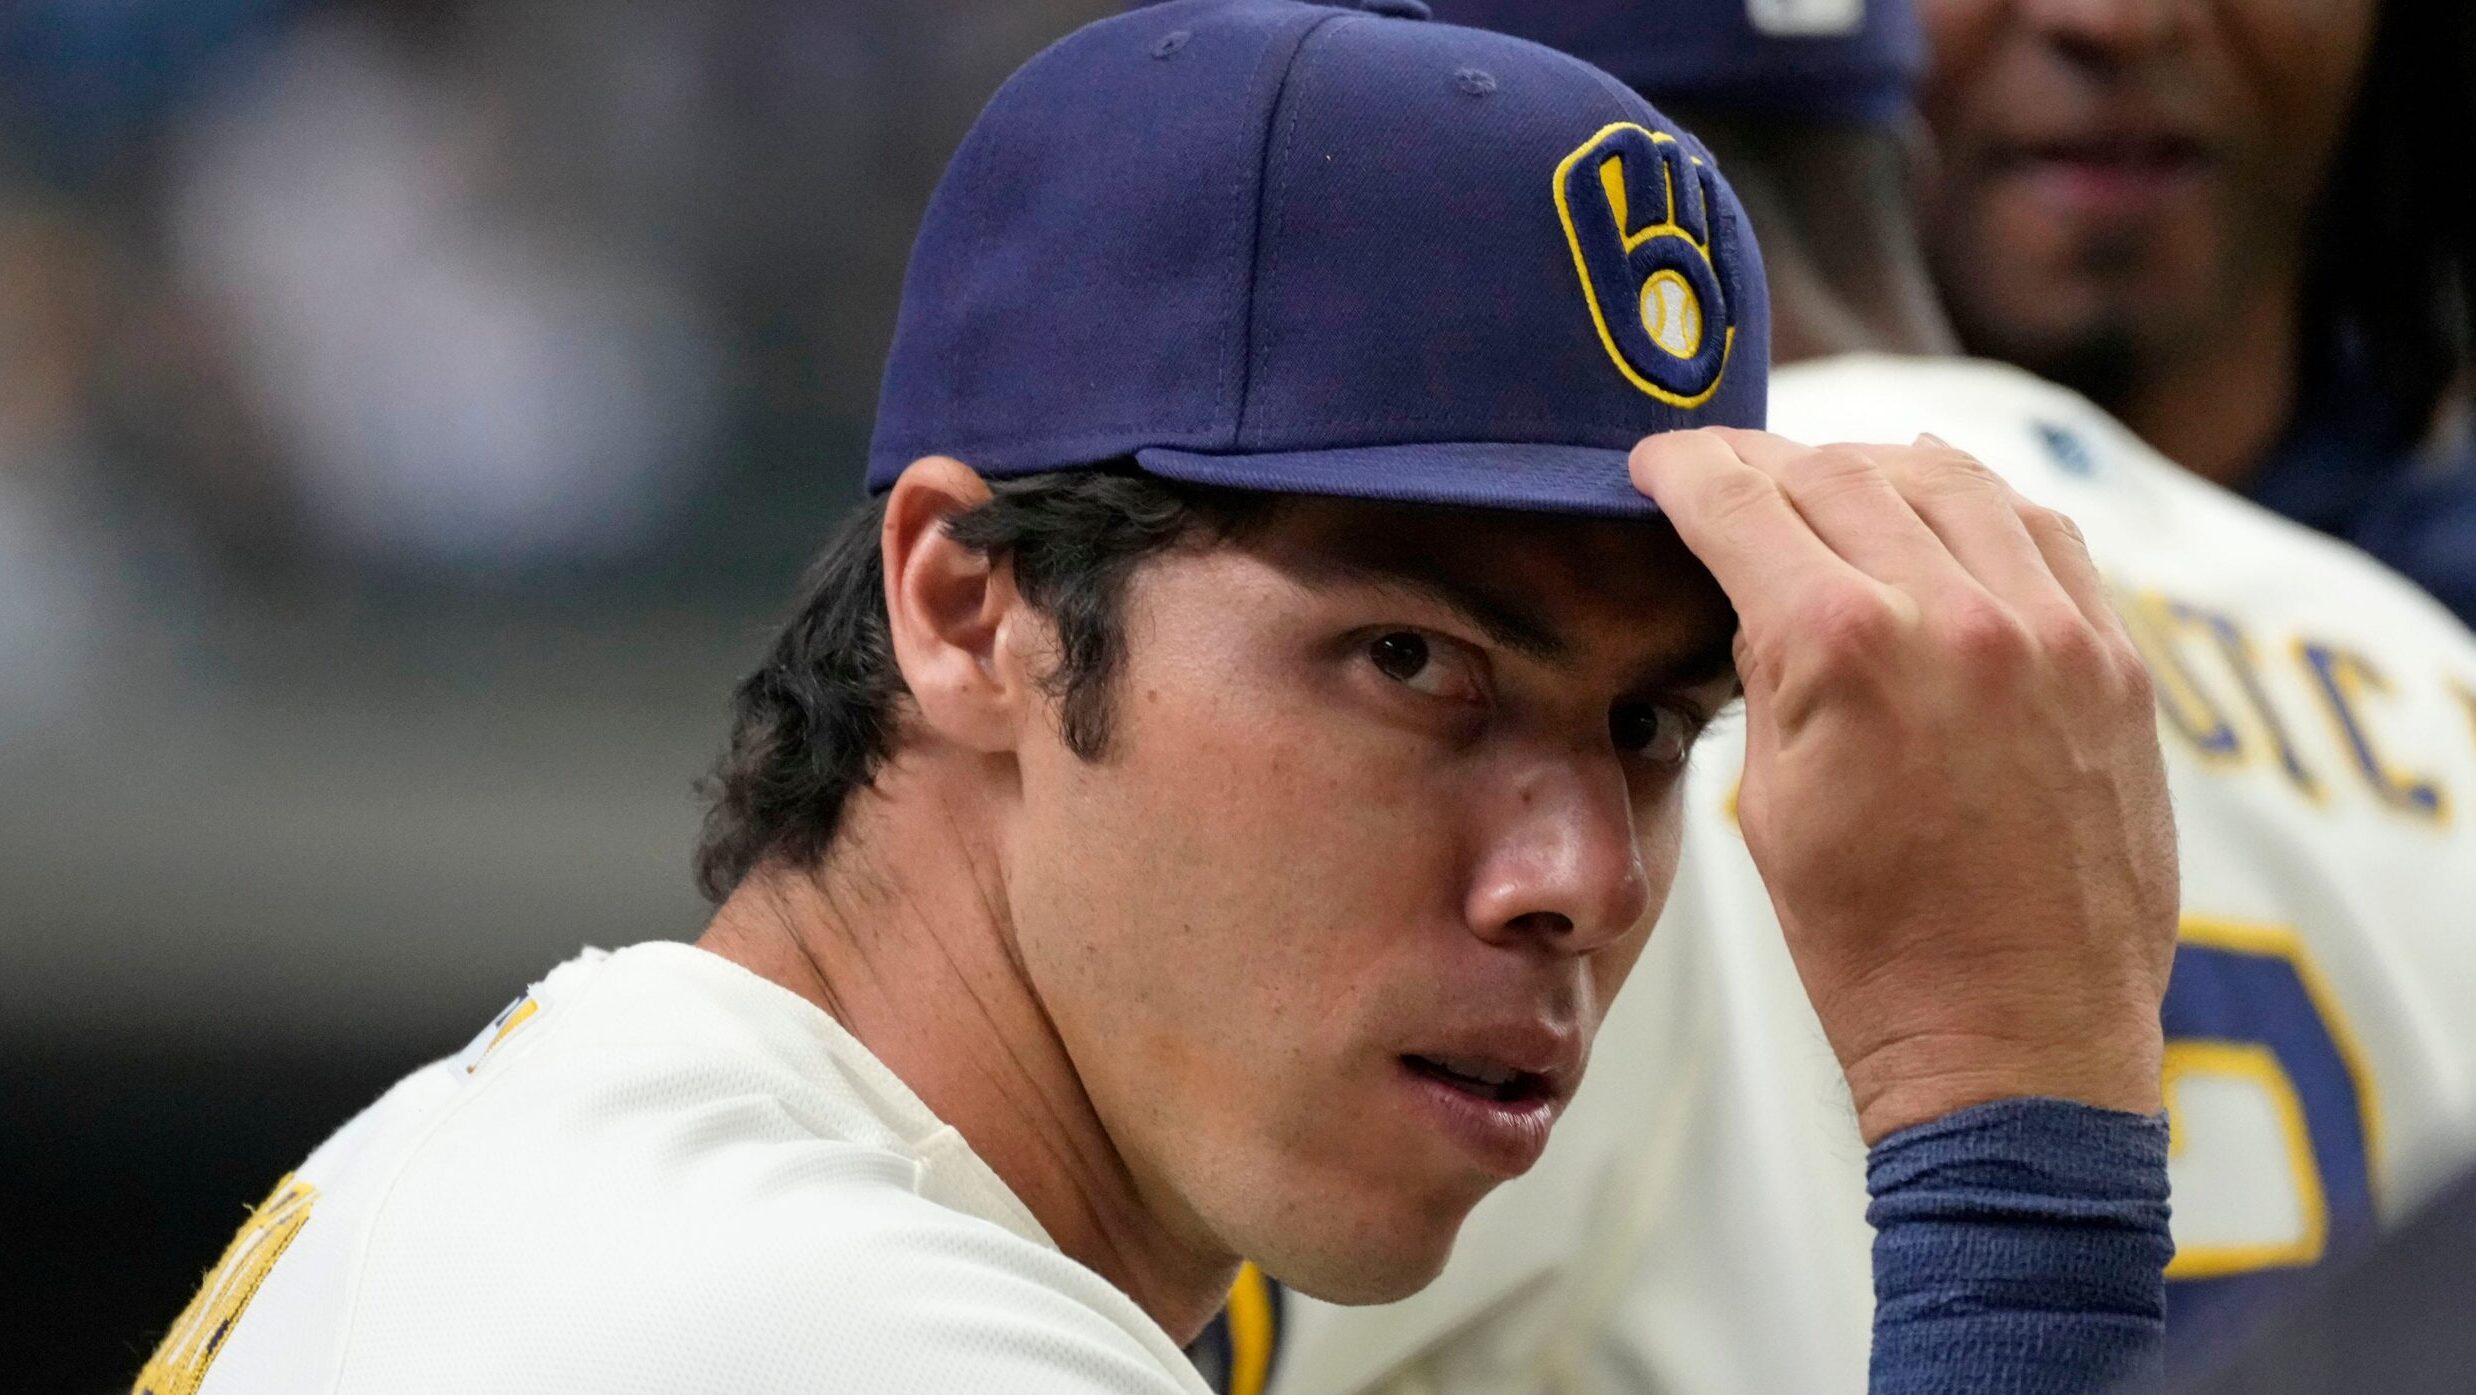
[1842,1027,2163,1145]
[1866,1098,2171,1395]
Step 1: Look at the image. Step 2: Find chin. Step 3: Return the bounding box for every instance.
[1271,1244,1455,1308]
[1248,1183,1484,1307]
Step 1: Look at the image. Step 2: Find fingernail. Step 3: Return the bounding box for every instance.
[1915,432,1952,448]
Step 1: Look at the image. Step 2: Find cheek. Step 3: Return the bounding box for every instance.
[1916,0,2026,154]
[2227,1,2378,176]
[1005,659,1468,1110]
[1917,0,2000,101]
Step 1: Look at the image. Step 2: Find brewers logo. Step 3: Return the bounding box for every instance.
[1554,122,1737,407]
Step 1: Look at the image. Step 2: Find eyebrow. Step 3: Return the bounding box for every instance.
[1314,553,1573,663]
[1654,630,1743,698]
[1310,552,1741,694]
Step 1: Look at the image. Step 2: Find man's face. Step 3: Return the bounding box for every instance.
[999,497,1737,1304]
[1918,0,2379,385]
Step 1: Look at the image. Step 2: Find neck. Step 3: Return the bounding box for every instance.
[2108,281,2298,491]
[1679,109,1959,365]
[696,769,1237,1342]
[1761,213,1959,364]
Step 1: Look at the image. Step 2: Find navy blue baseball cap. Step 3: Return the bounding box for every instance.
[868,0,1769,519]
[1422,0,1924,126]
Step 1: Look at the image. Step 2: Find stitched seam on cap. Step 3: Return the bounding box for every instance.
[1576,57,1653,135]
[1234,9,1353,450]
[1220,17,1317,450]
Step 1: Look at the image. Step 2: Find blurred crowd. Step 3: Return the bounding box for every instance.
[2,6,1115,1383]
[0,0,1110,738]
[4,0,2470,748]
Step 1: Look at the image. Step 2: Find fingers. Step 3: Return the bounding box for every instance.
[1632,427,2124,669]
[2014,498,2121,635]
[1868,435,2066,609]
[1702,429,1979,598]
[1674,428,2100,620]
[1879,433,2137,661]
[1626,429,1878,634]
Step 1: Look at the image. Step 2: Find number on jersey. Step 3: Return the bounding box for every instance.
[2161,918,2379,1345]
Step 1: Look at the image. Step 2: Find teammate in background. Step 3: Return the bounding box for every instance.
[131,5,2184,1394]
[1918,0,2476,625]
[1249,2,2476,1393]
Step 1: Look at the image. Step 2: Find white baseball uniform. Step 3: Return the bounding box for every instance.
[135,941,1212,1395]
[1268,355,2476,1395]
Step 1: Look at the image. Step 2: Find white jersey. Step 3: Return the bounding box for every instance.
[1269,356,2476,1395]
[136,941,1211,1395]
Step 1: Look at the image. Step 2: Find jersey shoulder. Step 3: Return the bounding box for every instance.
[195,945,1207,1395]
[322,1168,1206,1394]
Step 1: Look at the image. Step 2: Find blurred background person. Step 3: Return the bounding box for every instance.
[1917,0,2476,623]
[162,3,720,574]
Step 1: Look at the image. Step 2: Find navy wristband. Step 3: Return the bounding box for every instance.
[1866,1098,2172,1395]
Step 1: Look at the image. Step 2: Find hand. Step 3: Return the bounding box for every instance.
[1631,428,2177,1143]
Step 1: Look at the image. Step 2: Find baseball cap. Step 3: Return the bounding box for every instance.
[867,0,1769,519]
[1421,0,1924,126]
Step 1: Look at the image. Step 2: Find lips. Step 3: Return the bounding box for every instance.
[1404,1052,1551,1104]
[2023,133,2205,171]
[1392,1024,1582,1177]
[1985,128,2216,222]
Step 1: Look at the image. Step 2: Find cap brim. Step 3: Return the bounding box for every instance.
[1133,441,1661,519]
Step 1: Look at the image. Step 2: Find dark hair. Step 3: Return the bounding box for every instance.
[2303,0,2476,441]
[693,464,1264,903]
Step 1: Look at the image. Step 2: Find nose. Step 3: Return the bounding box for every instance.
[1464,752,1652,956]
[2021,0,2182,61]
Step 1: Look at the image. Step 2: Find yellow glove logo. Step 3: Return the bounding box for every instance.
[1554,122,1738,407]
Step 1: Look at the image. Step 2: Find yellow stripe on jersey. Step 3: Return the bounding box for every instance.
[486,997,540,1053]
[1224,1262,1278,1395]
[467,996,543,1073]
[134,1176,317,1395]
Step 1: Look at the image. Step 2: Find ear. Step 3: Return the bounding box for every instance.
[881,456,1037,754]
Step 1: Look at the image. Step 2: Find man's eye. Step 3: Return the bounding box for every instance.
[1611,703,1695,765]
[1369,631,1433,684]
[1367,630,1471,699]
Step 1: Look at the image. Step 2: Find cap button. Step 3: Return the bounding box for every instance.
[1357,0,1431,18]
